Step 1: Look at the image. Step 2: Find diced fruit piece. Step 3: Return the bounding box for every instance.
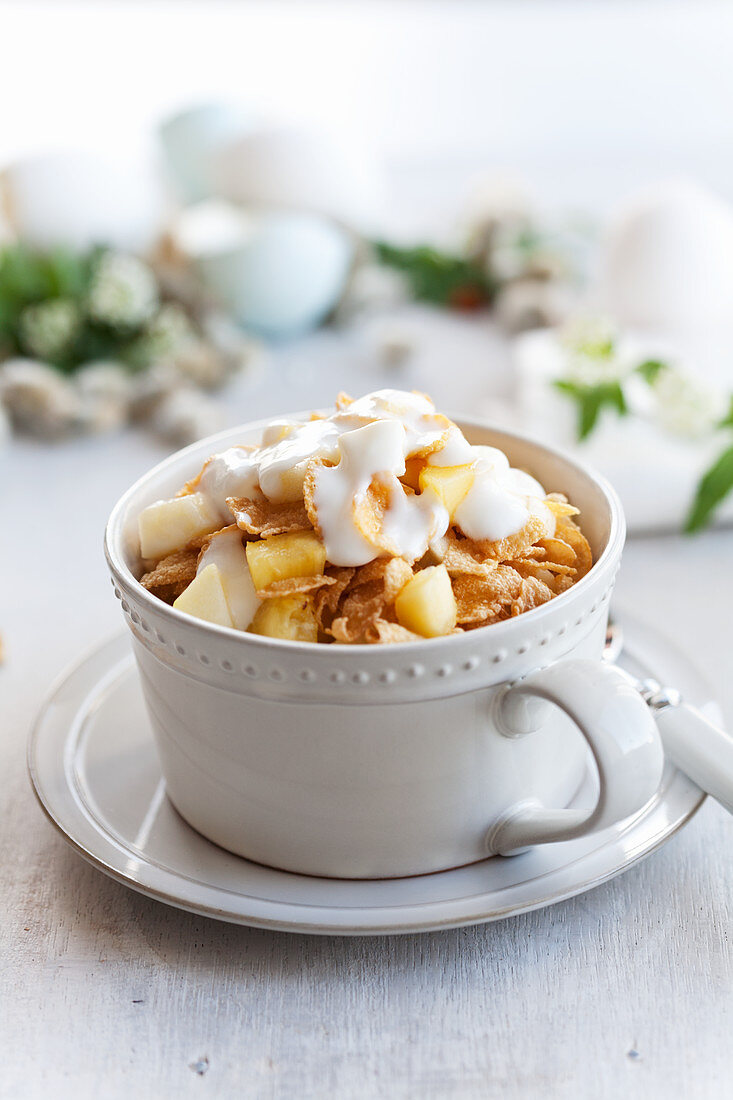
[402,456,425,492]
[395,564,457,638]
[418,464,475,518]
[246,530,326,591]
[197,528,260,630]
[173,564,234,628]
[275,462,310,503]
[248,595,318,642]
[261,419,297,445]
[139,492,220,560]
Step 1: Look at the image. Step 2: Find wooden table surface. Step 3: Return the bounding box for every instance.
[2,319,732,1099]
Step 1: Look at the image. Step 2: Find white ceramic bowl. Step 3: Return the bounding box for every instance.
[105,418,664,878]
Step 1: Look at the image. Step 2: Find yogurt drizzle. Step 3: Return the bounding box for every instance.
[192,390,554,566]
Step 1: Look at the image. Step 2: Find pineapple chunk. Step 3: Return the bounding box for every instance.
[402,456,425,492]
[248,595,318,642]
[395,564,457,638]
[173,564,234,628]
[418,464,475,518]
[246,530,326,591]
[139,492,220,560]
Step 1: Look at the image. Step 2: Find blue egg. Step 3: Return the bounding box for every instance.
[159,103,256,204]
[195,212,354,339]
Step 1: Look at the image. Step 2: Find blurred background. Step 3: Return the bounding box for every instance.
[4,0,733,533]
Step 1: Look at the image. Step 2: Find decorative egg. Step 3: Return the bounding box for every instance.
[212,125,382,230]
[158,102,258,204]
[173,203,354,339]
[2,152,165,253]
[599,179,733,336]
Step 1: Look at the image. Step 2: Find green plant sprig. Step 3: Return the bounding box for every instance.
[0,243,185,376]
[372,241,494,310]
[554,352,733,532]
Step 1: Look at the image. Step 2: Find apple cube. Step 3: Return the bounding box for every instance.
[248,595,318,642]
[395,564,457,638]
[138,492,220,561]
[172,564,234,628]
[418,464,475,518]
[197,528,260,630]
[246,530,326,591]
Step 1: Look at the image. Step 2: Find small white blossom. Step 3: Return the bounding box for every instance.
[560,316,638,386]
[19,299,80,361]
[144,303,196,361]
[651,367,727,439]
[87,252,158,328]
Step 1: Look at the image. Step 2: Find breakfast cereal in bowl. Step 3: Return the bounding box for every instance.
[106,394,664,879]
[136,389,592,644]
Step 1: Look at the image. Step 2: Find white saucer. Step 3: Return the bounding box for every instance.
[28,613,719,935]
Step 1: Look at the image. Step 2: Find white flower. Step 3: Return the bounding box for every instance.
[19,299,80,361]
[559,316,638,386]
[651,367,727,439]
[87,252,158,328]
[144,303,195,360]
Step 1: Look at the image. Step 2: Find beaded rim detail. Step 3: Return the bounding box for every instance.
[113,575,616,691]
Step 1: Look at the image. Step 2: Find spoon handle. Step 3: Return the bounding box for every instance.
[656,703,733,816]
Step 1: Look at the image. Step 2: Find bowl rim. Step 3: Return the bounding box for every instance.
[104,412,625,657]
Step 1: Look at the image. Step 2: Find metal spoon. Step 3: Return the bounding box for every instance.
[604,620,733,815]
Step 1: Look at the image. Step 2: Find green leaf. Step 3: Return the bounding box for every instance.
[372,240,492,308]
[553,379,628,441]
[684,445,733,532]
[718,395,733,429]
[0,244,52,303]
[636,359,667,383]
[44,247,92,299]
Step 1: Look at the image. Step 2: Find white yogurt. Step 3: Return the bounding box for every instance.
[427,426,475,466]
[257,418,343,501]
[311,419,447,566]
[334,389,449,456]
[198,446,262,520]
[177,389,553,568]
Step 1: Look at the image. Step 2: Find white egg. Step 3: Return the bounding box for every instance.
[212,125,382,230]
[599,178,733,335]
[2,151,165,253]
[158,102,259,204]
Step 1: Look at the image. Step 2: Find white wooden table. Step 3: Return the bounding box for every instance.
[2,317,732,1099]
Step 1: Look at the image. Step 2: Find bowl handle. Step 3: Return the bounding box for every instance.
[487,659,665,856]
